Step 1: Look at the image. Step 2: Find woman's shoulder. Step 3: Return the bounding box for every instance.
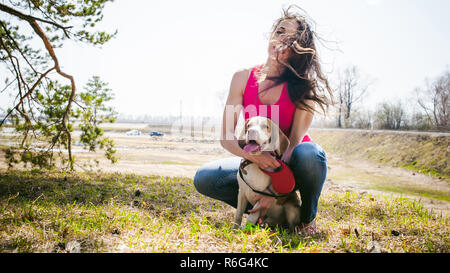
[232,65,261,84]
[233,67,251,80]
[230,67,251,90]
[229,65,262,97]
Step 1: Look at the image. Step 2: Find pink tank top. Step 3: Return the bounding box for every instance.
[242,65,312,143]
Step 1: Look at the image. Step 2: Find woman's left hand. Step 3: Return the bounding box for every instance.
[248,195,276,220]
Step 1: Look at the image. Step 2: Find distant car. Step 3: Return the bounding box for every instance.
[126,130,141,136]
[149,131,164,136]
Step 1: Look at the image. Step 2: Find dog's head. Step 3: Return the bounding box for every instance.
[238,116,290,157]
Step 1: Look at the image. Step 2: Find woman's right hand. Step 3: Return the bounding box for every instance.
[244,153,281,169]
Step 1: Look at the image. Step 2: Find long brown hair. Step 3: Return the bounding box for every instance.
[259,5,334,114]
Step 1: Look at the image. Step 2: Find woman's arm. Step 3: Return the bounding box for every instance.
[281,103,314,163]
[220,69,248,158]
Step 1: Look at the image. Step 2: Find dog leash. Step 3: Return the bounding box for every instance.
[238,159,287,199]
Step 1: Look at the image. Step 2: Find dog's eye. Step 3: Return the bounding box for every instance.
[261,125,268,129]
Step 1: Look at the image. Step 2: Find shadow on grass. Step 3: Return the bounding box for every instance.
[2,169,447,253]
[0,169,231,252]
[0,169,330,252]
[0,169,212,215]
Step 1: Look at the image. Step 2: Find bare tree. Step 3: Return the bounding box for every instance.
[335,65,371,128]
[351,109,373,129]
[416,70,450,131]
[374,101,406,130]
[374,100,407,130]
[408,109,433,131]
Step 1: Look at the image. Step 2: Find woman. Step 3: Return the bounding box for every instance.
[193,5,333,235]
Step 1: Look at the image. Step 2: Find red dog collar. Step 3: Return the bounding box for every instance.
[259,159,295,194]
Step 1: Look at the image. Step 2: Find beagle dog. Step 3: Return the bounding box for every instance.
[234,116,301,233]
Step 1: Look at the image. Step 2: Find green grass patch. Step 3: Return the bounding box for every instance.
[329,169,450,202]
[0,170,448,253]
[369,185,450,202]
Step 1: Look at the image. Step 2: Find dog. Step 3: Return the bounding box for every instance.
[234,116,301,233]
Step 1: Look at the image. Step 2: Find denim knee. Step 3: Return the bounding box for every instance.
[192,157,242,209]
[289,142,327,190]
[290,142,326,168]
[192,157,241,200]
[193,168,208,195]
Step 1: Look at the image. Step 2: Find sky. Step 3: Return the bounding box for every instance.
[1,0,450,119]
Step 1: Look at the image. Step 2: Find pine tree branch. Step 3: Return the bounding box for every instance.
[28,19,75,167]
[0,3,72,38]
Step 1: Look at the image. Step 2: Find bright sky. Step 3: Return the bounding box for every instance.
[2,0,450,119]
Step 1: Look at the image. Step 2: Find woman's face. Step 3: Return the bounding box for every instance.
[268,19,299,63]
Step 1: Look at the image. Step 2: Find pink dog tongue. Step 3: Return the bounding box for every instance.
[244,143,260,153]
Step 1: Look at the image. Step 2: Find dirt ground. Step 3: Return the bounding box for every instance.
[1,132,449,217]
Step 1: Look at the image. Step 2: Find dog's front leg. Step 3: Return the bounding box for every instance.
[246,201,261,225]
[233,190,248,229]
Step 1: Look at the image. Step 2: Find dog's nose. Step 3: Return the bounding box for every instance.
[247,129,259,141]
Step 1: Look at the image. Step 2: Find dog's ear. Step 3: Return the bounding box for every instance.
[237,119,249,149]
[269,120,290,157]
[276,129,290,157]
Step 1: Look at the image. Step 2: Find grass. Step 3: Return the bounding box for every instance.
[369,185,450,202]
[0,169,448,253]
[329,169,450,202]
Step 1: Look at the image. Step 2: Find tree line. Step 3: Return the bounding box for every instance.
[331,65,449,132]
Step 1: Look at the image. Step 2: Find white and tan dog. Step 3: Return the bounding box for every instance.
[234,116,301,232]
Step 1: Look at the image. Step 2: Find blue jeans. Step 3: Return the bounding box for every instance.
[193,142,327,224]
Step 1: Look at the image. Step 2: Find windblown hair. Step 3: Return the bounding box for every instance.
[259,5,334,114]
